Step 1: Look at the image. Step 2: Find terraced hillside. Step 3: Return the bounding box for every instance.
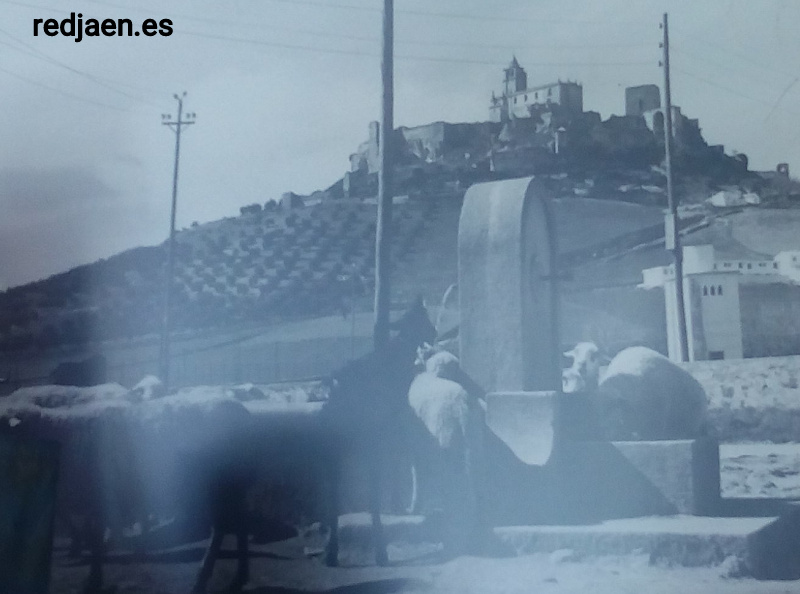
[0,182,678,358]
[0,198,441,350]
[4,171,798,372]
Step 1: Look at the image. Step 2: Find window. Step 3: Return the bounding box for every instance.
[703,286,708,296]
[524,94,528,101]
[747,263,752,269]
[774,262,779,269]
[535,92,538,99]
[710,286,716,296]
[738,263,743,269]
[709,351,725,360]
[548,88,552,96]
[718,285,723,295]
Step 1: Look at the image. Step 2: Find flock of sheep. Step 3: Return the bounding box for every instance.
[0,297,711,593]
[561,341,709,440]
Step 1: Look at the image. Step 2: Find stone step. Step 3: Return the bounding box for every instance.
[494,515,770,566]
[336,509,800,580]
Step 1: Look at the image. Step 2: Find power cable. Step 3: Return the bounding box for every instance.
[0,0,653,52]
[0,27,163,106]
[177,29,655,67]
[0,64,128,111]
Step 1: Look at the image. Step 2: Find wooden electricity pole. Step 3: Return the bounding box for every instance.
[374,0,394,351]
[159,92,195,391]
[661,13,690,362]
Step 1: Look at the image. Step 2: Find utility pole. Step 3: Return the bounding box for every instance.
[159,92,196,391]
[374,0,394,351]
[660,13,690,362]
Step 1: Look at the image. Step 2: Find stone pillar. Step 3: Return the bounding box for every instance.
[458,176,560,393]
[458,177,560,466]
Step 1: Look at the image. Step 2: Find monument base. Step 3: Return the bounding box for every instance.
[333,511,800,580]
[483,391,721,524]
[484,391,556,466]
[548,438,721,520]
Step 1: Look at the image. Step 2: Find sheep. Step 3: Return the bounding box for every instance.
[406,344,487,555]
[189,296,437,593]
[562,342,709,441]
[562,341,606,394]
[129,375,165,401]
[416,342,485,402]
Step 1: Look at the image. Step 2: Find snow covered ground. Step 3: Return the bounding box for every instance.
[720,443,800,499]
[7,378,797,592]
[49,536,800,594]
[46,441,800,594]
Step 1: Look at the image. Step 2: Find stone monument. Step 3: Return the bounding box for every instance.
[458,177,561,466]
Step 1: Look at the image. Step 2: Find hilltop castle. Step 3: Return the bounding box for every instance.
[489,57,583,122]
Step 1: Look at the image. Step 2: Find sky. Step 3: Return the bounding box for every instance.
[0,0,799,290]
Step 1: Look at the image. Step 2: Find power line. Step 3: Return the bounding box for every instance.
[176,29,375,59]
[0,37,41,59]
[671,44,784,86]
[671,45,800,121]
[0,27,162,107]
[672,66,800,117]
[1,0,653,53]
[57,0,647,27]
[764,77,800,122]
[0,0,71,14]
[0,64,128,111]
[250,0,647,25]
[397,37,652,53]
[676,33,798,80]
[177,29,654,67]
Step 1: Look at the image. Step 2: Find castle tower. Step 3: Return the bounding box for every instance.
[625,84,661,117]
[504,56,528,96]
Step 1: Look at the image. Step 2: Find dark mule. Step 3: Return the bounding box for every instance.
[191,297,436,593]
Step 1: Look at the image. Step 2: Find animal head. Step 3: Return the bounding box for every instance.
[390,295,437,348]
[415,342,438,369]
[562,341,608,393]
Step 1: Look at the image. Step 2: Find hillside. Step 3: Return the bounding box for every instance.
[0,106,797,357]
[0,188,668,352]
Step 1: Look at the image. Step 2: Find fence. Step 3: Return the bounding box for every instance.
[0,334,375,393]
[115,335,375,388]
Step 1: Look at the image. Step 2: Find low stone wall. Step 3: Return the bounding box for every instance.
[682,355,800,442]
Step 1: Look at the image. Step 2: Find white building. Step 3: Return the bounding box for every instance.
[708,188,761,207]
[489,57,583,122]
[640,245,800,361]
